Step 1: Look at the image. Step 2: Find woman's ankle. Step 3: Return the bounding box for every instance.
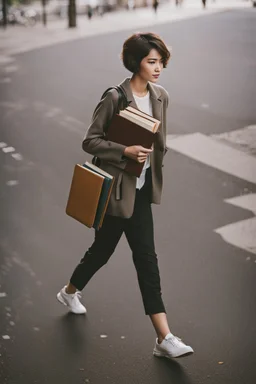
[65,282,77,294]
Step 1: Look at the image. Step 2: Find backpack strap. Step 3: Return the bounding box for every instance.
[100,85,129,113]
[91,86,128,167]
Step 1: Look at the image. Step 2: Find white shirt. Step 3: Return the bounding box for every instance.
[133,92,152,190]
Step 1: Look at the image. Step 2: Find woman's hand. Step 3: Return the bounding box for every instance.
[124,145,153,163]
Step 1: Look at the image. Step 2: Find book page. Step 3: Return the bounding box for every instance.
[126,106,160,132]
[120,110,155,132]
[84,162,113,179]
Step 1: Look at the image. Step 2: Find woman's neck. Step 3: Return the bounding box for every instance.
[130,75,148,97]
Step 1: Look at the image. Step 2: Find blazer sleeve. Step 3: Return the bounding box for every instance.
[82,89,127,169]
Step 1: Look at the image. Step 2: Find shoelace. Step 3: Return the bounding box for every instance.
[70,291,82,300]
[166,336,183,347]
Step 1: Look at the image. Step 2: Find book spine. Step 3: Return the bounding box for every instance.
[93,178,112,230]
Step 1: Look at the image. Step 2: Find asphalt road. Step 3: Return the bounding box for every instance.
[0,9,256,384]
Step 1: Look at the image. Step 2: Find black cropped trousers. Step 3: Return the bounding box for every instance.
[70,168,166,315]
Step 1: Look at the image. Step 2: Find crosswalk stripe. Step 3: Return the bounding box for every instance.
[166,132,256,184]
[215,217,256,255]
[214,194,256,255]
[224,194,256,215]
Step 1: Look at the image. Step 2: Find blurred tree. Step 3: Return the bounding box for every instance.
[2,0,8,28]
[41,0,47,26]
[68,0,76,28]
[7,0,37,4]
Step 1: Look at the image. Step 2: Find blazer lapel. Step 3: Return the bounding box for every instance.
[119,77,137,108]
[148,82,164,148]
[147,82,162,122]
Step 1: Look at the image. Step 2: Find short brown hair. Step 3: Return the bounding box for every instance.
[121,32,171,73]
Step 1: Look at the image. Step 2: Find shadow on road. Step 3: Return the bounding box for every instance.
[54,312,89,355]
[153,356,193,383]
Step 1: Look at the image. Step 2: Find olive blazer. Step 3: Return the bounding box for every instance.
[82,77,169,219]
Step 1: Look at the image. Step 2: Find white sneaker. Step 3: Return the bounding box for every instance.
[57,286,87,314]
[153,333,194,359]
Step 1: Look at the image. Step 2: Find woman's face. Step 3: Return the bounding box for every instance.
[138,48,164,83]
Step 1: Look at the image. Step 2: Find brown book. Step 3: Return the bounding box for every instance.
[66,163,114,230]
[107,113,159,177]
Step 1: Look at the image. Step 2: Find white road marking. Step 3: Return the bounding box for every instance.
[166,132,256,184]
[212,125,256,156]
[0,142,7,148]
[215,194,256,255]
[2,335,10,340]
[167,132,256,255]
[224,194,256,214]
[215,217,256,255]
[2,146,15,153]
[11,153,23,161]
[0,292,7,298]
[6,180,19,186]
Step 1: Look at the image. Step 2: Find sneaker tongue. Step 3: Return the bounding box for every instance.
[165,333,174,340]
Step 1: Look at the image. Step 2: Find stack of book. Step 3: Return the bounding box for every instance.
[107,106,161,177]
[66,162,114,230]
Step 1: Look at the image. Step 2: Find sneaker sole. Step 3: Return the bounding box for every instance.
[153,350,194,359]
[56,293,87,315]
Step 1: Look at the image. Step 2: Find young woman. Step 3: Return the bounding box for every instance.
[57,32,194,359]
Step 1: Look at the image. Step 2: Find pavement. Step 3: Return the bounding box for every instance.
[0,0,252,58]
